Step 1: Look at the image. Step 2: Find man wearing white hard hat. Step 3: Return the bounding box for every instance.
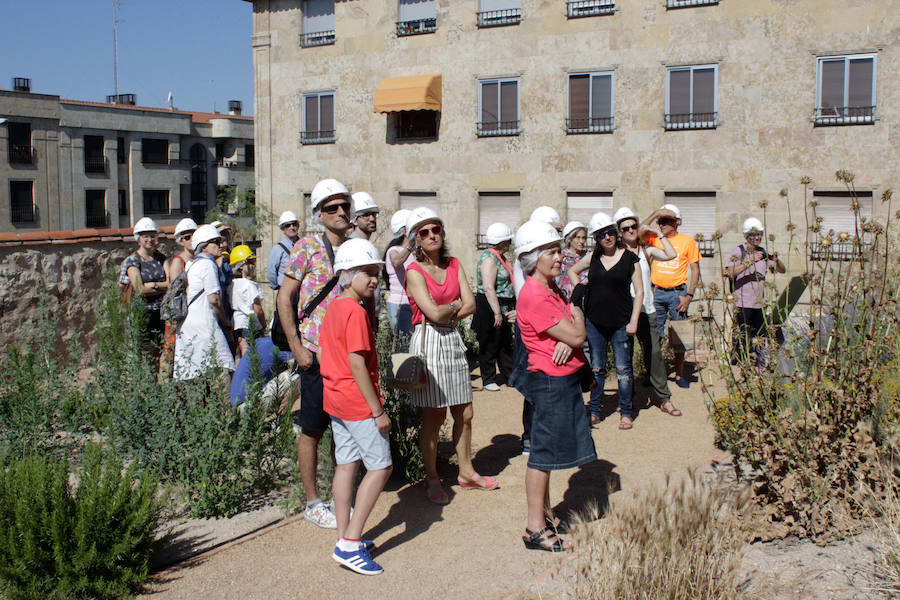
[348,192,379,241]
[472,222,516,391]
[641,204,701,388]
[383,209,414,344]
[726,217,785,364]
[277,177,351,529]
[267,210,301,290]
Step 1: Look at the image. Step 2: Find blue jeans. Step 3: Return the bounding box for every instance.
[585,320,634,417]
[653,285,687,338]
[229,337,294,406]
[386,302,414,351]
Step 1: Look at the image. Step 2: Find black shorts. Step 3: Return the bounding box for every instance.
[294,353,330,433]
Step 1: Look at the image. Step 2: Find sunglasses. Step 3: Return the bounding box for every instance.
[596,229,617,239]
[620,224,638,233]
[417,224,443,238]
[320,201,351,214]
[658,217,677,226]
[281,221,299,229]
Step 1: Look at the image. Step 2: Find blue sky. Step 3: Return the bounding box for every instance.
[0,0,254,114]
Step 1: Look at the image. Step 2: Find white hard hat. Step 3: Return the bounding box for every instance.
[311,178,350,212]
[529,206,562,227]
[485,222,513,245]
[742,217,764,234]
[351,192,379,219]
[333,238,383,272]
[613,207,637,225]
[406,206,442,240]
[209,220,223,229]
[562,221,587,240]
[588,212,615,235]
[515,221,562,257]
[133,217,159,240]
[278,210,299,227]
[174,218,198,239]
[660,203,682,220]
[390,209,412,235]
[191,224,222,254]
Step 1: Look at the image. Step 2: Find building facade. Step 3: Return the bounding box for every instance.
[0,83,254,233]
[246,0,897,277]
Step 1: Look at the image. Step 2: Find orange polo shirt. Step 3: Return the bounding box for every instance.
[647,232,700,288]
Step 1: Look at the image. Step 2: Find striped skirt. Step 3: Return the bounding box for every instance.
[409,322,473,408]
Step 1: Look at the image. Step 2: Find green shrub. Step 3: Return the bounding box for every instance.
[0,444,164,600]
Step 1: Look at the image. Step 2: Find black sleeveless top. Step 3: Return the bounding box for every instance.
[585,249,640,329]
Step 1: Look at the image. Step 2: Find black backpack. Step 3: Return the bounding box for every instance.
[160,256,215,323]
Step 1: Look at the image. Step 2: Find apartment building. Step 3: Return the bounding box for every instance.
[245,0,897,274]
[0,80,254,233]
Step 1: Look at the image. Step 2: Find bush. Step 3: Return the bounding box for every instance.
[0,444,164,600]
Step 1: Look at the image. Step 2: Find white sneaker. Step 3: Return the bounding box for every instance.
[483,383,501,392]
[305,501,337,529]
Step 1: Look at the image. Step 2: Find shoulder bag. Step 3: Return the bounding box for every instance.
[384,319,428,391]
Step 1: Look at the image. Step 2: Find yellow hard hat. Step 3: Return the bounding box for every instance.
[229,244,255,266]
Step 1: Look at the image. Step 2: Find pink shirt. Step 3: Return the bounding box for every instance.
[517,276,586,376]
[407,258,461,325]
[386,245,415,305]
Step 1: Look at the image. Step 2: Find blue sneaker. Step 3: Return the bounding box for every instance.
[675,377,690,389]
[332,544,383,575]
[361,539,375,551]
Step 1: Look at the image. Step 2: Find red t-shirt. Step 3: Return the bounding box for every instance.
[516,276,586,376]
[319,297,382,420]
[407,257,461,325]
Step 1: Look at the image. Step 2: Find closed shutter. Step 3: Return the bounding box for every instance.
[848,57,874,107]
[566,192,613,226]
[591,73,613,119]
[478,192,521,235]
[500,80,518,123]
[304,96,319,133]
[813,192,873,238]
[399,0,436,21]
[302,0,334,33]
[481,81,498,124]
[692,68,716,114]
[568,75,589,121]
[480,0,521,9]
[664,192,716,238]
[668,69,691,115]
[399,191,440,215]
[820,59,845,110]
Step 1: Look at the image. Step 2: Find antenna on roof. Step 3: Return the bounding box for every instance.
[112,0,121,99]
[167,91,174,109]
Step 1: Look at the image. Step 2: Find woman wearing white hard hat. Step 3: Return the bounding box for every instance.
[173,224,235,382]
[383,208,414,345]
[514,220,595,551]
[404,207,497,503]
[472,222,516,392]
[557,221,587,300]
[567,212,643,429]
[726,217,785,364]
[120,216,169,359]
[159,217,198,376]
[267,210,301,291]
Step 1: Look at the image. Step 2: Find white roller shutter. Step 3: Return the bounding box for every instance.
[399,0,436,21]
[480,0,521,9]
[478,192,521,235]
[813,192,873,238]
[566,192,613,225]
[399,191,440,214]
[665,192,717,238]
[302,0,334,33]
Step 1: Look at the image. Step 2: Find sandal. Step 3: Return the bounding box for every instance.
[590,413,603,426]
[618,416,634,430]
[522,527,567,552]
[546,515,569,535]
[457,471,499,491]
[660,401,683,417]
[425,478,449,505]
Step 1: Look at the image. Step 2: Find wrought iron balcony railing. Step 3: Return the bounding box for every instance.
[666,0,718,8]
[85,212,109,228]
[566,116,614,134]
[10,202,35,224]
[567,0,615,18]
[477,8,522,27]
[808,240,873,261]
[301,130,337,145]
[397,17,437,36]
[697,239,716,257]
[8,145,35,165]
[664,112,717,130]
[299,30,336,47]
[84,156,107,174]
[814,106,875,126]
[476,120,520,137]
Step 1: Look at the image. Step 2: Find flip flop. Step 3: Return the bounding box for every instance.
[661,402,683,417]
[425,478,449,505]
[618,417,634,430]
[457,471,499,491]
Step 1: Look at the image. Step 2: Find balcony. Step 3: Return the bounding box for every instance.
[814,106,875,126]
[84,156,107,174]
[8,145,35,165]
[10,202,35,224]
[299,30,335,47]
[567,0,615,18]
[666,0,718,8]
[664,112,717,130]
[477,9,521,28]
[476,120,520,137]
[566,116,614,134]
[215,158,253,170]
[301,130,336,145]
[808,240,872,261]
[397,17,437,36]
[85,212,109,228]
[697,239,716,257]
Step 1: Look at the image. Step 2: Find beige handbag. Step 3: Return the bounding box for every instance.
[384,319,428,390]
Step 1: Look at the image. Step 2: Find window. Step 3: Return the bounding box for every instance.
[815,54,876,125]
[300,0,335,46]
[567,72,614,133]
[119,189,128,217]
[143,189,170,215]
[567,1,615,18]
[84,135,106,174]
[478,192,520,248]
[302,92,336,144]
[397,0,437,36]
[478,0,521,27]
[393,111,439,140]
[9,181,34,224]
[244,144,255,168]
[566,192,613,225]
[478,78,520,136]
[399,191,439,214]
[7,122,33,165]
[810,191,873,259]
[117,136,127,164]
[665,65,717,130]
[215,142,226,164]
[666,0,718,8]
[85,190,107,227]
[664,192,717,256]
[141,138,169,165]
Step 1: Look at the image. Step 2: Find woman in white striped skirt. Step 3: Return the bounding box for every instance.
[404,207,500,504]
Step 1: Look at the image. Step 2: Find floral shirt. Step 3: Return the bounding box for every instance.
[283,234,339,353]
[475,249,514,299]
[120,250,167,310]
[556,248,585,301]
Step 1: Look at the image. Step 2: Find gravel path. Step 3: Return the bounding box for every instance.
[142,380,717,599]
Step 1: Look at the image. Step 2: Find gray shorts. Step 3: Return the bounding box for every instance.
[331,416,393,471]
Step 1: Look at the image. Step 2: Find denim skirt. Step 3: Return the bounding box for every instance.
[526,369,597,471]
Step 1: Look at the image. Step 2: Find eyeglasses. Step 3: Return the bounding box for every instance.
[417,224,443,238]
[281,221,299,229]
[658,218,677,226]
[746,231,763,237]
[620,224,638,233]
[596,229,617,239]
[320,201,351,214]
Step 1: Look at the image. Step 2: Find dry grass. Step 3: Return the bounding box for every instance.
[551,468,753,600]
[868,454,900,598]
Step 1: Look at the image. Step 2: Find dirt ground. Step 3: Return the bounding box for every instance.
[142,378,719,600]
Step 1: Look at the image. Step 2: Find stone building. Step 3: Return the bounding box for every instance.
[0,80,255,233]
[244,0,897,278]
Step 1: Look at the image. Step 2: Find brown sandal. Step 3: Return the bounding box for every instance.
[660,401,683,417]
[618,416,633,430]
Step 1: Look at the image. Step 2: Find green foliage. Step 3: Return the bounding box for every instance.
[207,186,270,244]
[0,444,164,600]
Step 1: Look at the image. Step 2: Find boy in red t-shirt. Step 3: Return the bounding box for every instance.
[320,238,392,576]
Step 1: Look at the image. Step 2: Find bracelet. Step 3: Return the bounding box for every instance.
[685,292,694,298]
[372,410,385,418]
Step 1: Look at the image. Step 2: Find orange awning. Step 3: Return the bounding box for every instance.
[374,74,441,113]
